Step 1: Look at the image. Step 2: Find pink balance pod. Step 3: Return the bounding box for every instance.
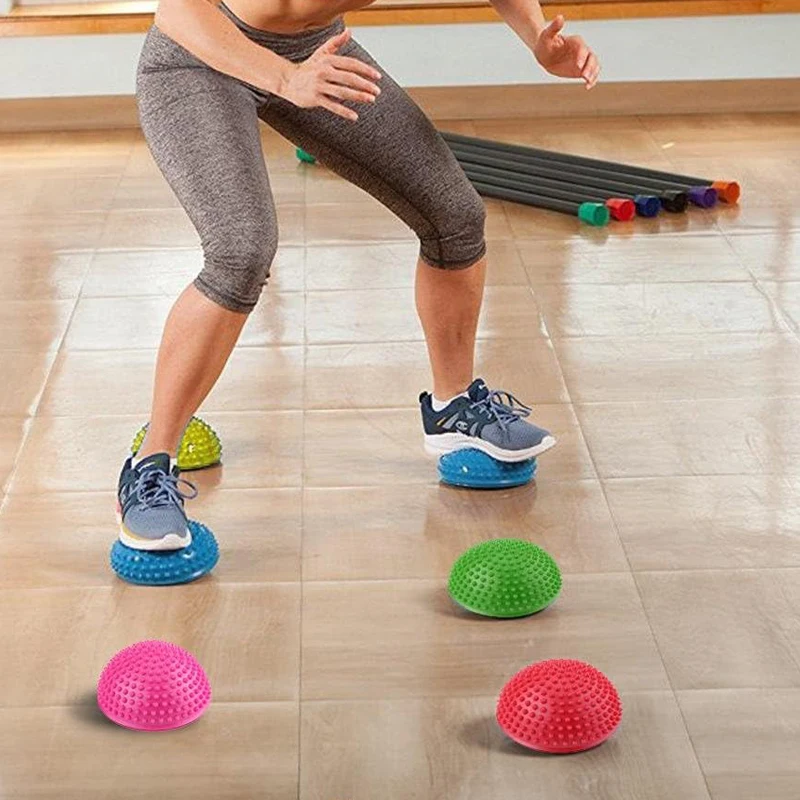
[97,640,211,731]
[496,659,622,754]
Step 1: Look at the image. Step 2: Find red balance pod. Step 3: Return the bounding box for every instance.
[496,659,622,754]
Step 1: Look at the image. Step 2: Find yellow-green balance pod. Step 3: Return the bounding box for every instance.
[131,416,222,471]
[448,539,561,618]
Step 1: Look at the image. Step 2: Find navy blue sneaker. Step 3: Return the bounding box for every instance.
[116,453,197,551]
[420,378,556,463]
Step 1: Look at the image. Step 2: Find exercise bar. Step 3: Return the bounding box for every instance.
[470,180,610,226]
[463,165,635,221]
[451,145,684,213]
[450,141,700,210]
[442,130,740,204]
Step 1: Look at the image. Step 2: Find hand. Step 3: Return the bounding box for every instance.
[533,15,600,90]
[278,28,381,120]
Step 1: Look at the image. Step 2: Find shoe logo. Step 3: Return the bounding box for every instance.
[455,421,470,432]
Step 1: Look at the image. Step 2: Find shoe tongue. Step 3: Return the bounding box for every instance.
[136,452,171,474]
[467,378,489,402]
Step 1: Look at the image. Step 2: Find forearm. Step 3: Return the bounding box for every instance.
[490,0,546,49]
[155,0,292,94]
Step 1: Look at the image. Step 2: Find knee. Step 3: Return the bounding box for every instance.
[420,181,486,270]
[195,222,278,313]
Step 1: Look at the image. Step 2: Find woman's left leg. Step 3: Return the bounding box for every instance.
[260,36,555,462]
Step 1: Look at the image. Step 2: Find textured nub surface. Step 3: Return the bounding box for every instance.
[496,659,623,753]
[132,416,222,471]
[97,640,211,731]
[448,538,561,618]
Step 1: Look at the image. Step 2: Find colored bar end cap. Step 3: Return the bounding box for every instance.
[661,192,689,213]
[712,181,741,204]
[633,195,660,218]
[578,202,610,227]
[605,198,635,222]
[689,186,718,208]
[296,148,316,164]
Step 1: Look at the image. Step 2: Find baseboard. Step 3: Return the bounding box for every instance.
[2,78,799,132]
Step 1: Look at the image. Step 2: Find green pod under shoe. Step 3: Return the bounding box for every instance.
[448,539,561,618]
[131,416,222,471]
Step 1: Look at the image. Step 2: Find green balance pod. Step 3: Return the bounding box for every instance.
[131,416,222,472]
[296,148,316,164]
[448,539,561,618]
[578,202,611,227]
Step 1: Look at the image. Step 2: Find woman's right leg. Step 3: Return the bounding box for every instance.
[118,28,278,550]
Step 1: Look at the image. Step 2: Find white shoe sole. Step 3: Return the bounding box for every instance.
[424,432,557,463]
[115,510,192,552]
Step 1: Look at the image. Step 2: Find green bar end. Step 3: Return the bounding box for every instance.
[296,148,316,164]
[578,202,610,227]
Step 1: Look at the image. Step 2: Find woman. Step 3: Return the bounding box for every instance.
[117,0,600,551]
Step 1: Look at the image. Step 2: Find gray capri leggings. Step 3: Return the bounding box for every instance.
[136,6,487,313]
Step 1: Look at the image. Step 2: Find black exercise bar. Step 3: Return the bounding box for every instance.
[442,130,740,204]
[451,144,685,213]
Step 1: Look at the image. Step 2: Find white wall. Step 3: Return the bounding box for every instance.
[0,13,798,99]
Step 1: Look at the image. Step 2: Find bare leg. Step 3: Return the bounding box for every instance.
[415,255,487,400]
[137,284,247,459]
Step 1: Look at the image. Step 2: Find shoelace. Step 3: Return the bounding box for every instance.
[134,468,198,509]
[470,389,531,432]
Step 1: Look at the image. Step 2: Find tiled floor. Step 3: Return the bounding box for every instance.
[1,112,799,799]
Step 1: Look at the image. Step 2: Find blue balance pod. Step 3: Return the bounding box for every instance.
[110,520,219,586]
[438,448,537,489]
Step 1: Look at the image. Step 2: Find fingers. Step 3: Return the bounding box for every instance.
[328,65,381,97]
[318,28,351,55]
[319,96,359,122]
[541,14,565,39]
[325,83,378,105]
[582,52,600,89]
[331,55,382,83]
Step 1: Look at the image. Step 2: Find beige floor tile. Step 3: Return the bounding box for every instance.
[576,397,800,478]
[306,285,546,344]
[0,299,75,352]
[0,417,28,492]
[761,281,800,332]
[303,480,627,581]
[0,582,300,706]
[1,174,119,216]
[305,338,568,409]
[472,116,669,164]
[726,232,800,281]
[0,251,90,301]
[0,351,56,416]
[39,346,304,416]
[636,569,800,690]
[306,201,415,243]
[9,411,302,494]
[0,702,298,800]
[100,205,304,248]
[0,487,300,588]
[63,293,304,350]
[554,333,800,403]
[678,688,800,800]
[605,475,800,570]
[303,164,375,204]
[536,281,784,338]
[300,691,709,800]
[303,404,592,487]
[303,573,668,699]
[518,233,749,284]
[0,212,107,251]
[83,246,304,297]
[305,239,526,291]
[0,130,134,177]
